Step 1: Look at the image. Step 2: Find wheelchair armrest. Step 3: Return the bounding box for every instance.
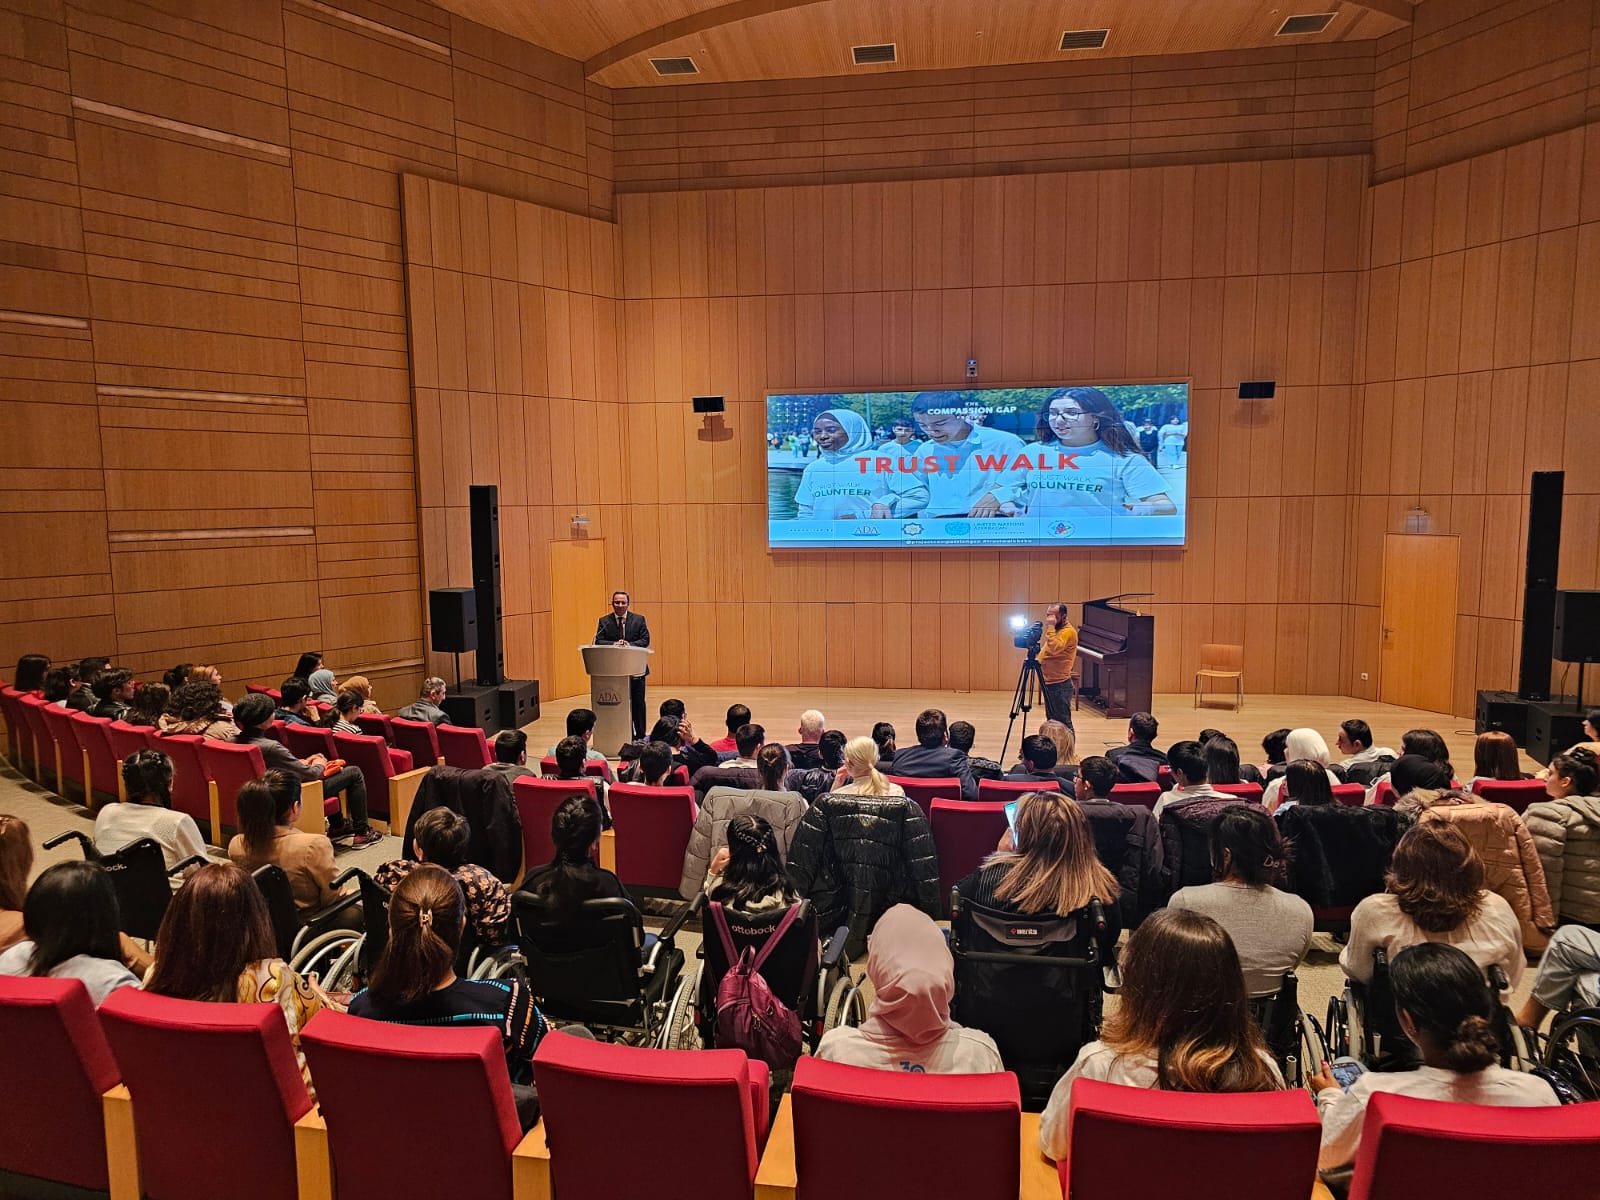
[1488,964,1510,995]
[1102,962,1121,993]
[657,894,701,944]
[330,867,367,890]
[821,925,851,969]
[167,855,208,877]
[643,936,667,974]
[44,829,92,853]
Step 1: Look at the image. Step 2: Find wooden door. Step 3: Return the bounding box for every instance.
[549,540,608,702]
[1379,533,1459,714]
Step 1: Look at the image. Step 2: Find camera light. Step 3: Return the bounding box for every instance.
[1009,614,1028,631]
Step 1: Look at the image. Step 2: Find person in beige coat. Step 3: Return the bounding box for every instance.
[1396,789,1554,953]
[678,744,806,899]
[1525,747,1600,928]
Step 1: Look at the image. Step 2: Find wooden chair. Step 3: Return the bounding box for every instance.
[1194,643,1244,710]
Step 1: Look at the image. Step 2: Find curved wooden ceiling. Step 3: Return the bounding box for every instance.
[433,0,1418,86]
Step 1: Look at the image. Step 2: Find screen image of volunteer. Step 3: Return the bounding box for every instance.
[594,590,649,740]
[787,387,1177,520]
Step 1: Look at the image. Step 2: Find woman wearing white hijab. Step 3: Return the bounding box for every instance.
[815,904,1002,1074]
[1263,728,1343,812]
[793,409,922,519]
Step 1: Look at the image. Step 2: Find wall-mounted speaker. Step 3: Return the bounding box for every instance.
[1238,381,1276,399]
[692,395,725,414]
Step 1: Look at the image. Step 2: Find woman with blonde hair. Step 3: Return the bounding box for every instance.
[1263,728,1340,812]
[832,735,905,797]
[956,790,1118,927]
[1038,719,1079,783]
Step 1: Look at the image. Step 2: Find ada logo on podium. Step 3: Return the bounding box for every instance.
[596,688,622,706]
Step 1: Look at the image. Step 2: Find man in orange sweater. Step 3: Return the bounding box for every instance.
[1039,603,1079,730]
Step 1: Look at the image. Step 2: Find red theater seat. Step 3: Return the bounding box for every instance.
[539,754,612,779]
[514,776,603,879]
[284,722,338,761]
[1332,783,1366,806]
[887,775,963,808]
[526,1034,769,1200]
[1063,1079,1321,1200]
[1470,778,1547,814]
[198,738,333,838]
[607,782,697,892]
[977,777,1062,801]
[356,711,395,743]
[438,723,493,770]
[1347,1092,1600,1200]
[246,682,282,701]
[71,711,120,805]
[391,715,444,767]
[0,977,121,1193]
[106,718,152,765]
[1109,782,1161,810]
[0,684,26,767]
[1214,782,1264,802]
[300,1010,540,1200]
[40,702,85,796]
[334,731,427,832]
[18,694,54,784]
[1373,781,1395,807]
[154,732,220,833]
[930,798,1009,910]
[98,988,313,1200]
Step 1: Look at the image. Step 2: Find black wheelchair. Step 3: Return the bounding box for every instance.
[1539,1007,1600,1101]
[251,863,367,968]
[948,888,1118,1111]
[509,892,694,1046]
[1249,971,1327,1088]
[43,831,205,943]
[673,894,862,1053]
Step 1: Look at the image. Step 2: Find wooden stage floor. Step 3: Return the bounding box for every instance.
[523,686,1506,772]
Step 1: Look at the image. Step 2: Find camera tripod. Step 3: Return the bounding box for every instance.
[999,650,1047,767]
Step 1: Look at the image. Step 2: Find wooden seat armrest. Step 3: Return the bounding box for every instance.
[1312,1181,1335,1200]
[386,766,431,837]
[296,779,330,835]
[754,1094,797,1199]
[103,1084,140,1200]
[294,1108,333,1200]
[598,827,617,873]
[206,779,223,848]
[1019,1112,1060,1199]
[511,1118,553,1200]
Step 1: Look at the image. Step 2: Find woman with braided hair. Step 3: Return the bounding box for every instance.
[705,814,797,911]
[349,865,548,1129]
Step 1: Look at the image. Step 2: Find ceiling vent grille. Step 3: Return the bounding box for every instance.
[1059,29,1110,51]
[1276,13,1335,35]
[650,56,699,76]
[852,43,897,65]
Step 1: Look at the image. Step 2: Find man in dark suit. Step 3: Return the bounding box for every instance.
[595,590,650,739]
[1106,711,1168,784]
[889,707,978,800]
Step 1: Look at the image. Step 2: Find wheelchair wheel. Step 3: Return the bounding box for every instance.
[1297,1013,1330,1088]
[1543,1010,1600,1101]
[661,965,701,1050]
[1502,1020,1540,1073]
[823,975,866,1031]
[473,949,524,980]
[1324,995,1348,1060]
[292,929,361,985]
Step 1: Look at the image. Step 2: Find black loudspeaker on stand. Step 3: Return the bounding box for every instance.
[1516,471,1562,702]
[470,485,504,687]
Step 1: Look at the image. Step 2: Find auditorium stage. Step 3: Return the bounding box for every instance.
[522,687,1503,773]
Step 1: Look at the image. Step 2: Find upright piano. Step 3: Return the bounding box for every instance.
[1076,594,1155,719]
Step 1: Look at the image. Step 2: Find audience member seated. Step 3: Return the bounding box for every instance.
[871,721,897,771]
[1562,710,1600,758]
[1525,746,1600,928]
[517,796,625,909]
[486,729,536,783]
[638,714,718,777]
[1311,943,1557,1177]
[293,651,324,681]
[1341,820,1524,988]
[73,657,110,712]
[0,861,141,1006]
[704,813,796,910]
[1386,753,1454,809]
[1039,908,1282,1160]
[832,736,906,797]
[1106,711,1167,784]
[340,675,383,715]
[89,668,135,720]
[549,707,613,776]
[94,749,206,875]
[1169,807,1312,996]
[42,666,82,709]
[0,814,31,950]
[307,666,338,703]
[688,725,764,797]
[1394,788,1553,950]
[184,664,228,713]
[889,708,978,800]
[144,862,331,1079]
[786,775,941,955]
[397,676,448,725]
[1364,728,1454,803]
[162,661,193,691]
[682,747,807,899]
[783,729,848,801]
[350,865,547,1130]
[956,788,1120,936]
[714,722,764,770]
[1037,720,1081,784]
[1335,718,1397,786]
[234,693,377,847]
[786,709,827,769]
[11,652,49,695]
[229,772,354,911]
[620,739,677,787]
[1153,739,1230,818]
[1272,758,1338,811]
[374,808,510,948]
[328,689,365,735]
[274,677,315,726]
[1202,733,1263,787]
[709,703,750,755]
[158,680,239,740]
[816,903,1002,1075]
[1261,727,1291,782]
[1516,923,1600,1031]
[122,682,169,729]
[949,720,1002,781]
[1468,730,1526,786]
[1004,734,1064,786]
[1072,756,1163,929]
[554,735,608,820]
[1263,729,1341,811]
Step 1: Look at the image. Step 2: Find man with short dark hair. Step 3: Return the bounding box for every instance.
[1261,728,1291,783]
[595,590,650,738]
[398,677,448,725]
[948,720,1001,781]
[1154,739,1228,819]
[548,707,614,780]
[659,698,686,721]
[90,669,135,720]
[1072,754,1163,928]
[1336,718,1397,786]
[637,741,676,786]
[487,729,535,783]
[555,733,607,818]
[276,677,315,726]
[710,703,750,755]
[888,707,978,800]
[784,729,848,802]
[1039,603,1078,729]
[1106,711,1167,784]
[1004,734,1060,784]
[724,723,765,769]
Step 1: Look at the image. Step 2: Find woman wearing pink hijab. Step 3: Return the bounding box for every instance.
[815,904,1002,1074]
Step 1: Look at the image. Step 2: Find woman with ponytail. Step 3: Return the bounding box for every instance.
[350,865,548,1129]
[1312,942,1557,1172]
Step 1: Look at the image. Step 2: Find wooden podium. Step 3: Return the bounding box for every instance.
[580,644,652,756]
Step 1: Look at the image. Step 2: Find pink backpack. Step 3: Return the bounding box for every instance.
[709,900,804,1068]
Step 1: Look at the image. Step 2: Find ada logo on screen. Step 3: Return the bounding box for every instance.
[1049,522,1075,537]
[852,525,880,537]
[943,521,972,536]
[901,522,923,536]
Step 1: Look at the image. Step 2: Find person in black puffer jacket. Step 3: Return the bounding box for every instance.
[785,791,941,956]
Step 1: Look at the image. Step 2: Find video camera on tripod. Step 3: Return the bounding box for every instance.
[1011,617,1044,655]
[1002,614,1049,762]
